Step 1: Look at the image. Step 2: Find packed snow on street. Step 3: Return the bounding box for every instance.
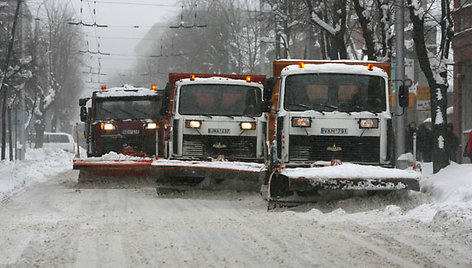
[0,148,471,267]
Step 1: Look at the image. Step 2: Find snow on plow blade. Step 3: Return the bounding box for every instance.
[73,153,153,183]
[152,160,267,192]
[269,164,421,202]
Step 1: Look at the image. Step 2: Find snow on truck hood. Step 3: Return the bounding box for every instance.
[176,77,263,88]
[281,63,389,78]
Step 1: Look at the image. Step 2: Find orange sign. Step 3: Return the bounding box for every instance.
[416,86,431,111]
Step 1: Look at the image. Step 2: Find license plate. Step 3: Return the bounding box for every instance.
[208,128,230,134]
[321,128,348,134]
[122,129,140,135]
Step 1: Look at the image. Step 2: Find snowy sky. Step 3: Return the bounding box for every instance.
[29,0,181,91]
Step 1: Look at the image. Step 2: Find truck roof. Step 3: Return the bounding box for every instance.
[175,76,264,88]
[94,85,159,99]
[168,73,266,87]
[273,60,391,78]
[281,63,389,78]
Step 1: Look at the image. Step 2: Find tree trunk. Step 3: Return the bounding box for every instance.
[407,1,450,173]
[34,118,45,149]
[8,107,13,161]
[0,0,22,160]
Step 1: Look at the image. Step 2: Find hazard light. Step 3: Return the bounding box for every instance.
[298,62,305,68]
[101,123,115,130]
[240,122,256,130]
[190,74,196,81]
[146,122,158,129]
[185,120,201,129]
[292,117,311,127]
[246,76,251,82]
[358,118,379,129]
[367,64,374,71]
[151,84,157,90]
[101,85,107,90]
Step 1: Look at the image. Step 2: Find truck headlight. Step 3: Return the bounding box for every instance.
[185,120,201,129]
[240,122,256,130]
[359,118,379,129]
[101,123,115,130]
[146,122,158,129]
[292,117,311,127]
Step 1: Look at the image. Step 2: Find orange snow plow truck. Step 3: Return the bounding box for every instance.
[263,60,421,203]
[152,73,269,192]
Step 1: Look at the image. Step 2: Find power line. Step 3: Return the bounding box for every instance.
[82,0,181,7]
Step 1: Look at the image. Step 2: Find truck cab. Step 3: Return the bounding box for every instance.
[79,85,164,157]
[168,75,267,162]
[269,60,394,167]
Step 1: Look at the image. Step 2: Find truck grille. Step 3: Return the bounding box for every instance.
[183,135,257,160]
[289,135,380,164]
[99,135,156,156]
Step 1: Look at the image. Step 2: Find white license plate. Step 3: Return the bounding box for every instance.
[208,128,230,134]
[122,129,140,135]
[320,128,348,134]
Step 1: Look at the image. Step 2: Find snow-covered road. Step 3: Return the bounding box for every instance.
[0,149,471,267]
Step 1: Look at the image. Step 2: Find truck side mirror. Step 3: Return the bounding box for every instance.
[263,77,277,101]
[160,82,172,115]
[80,106,87,122]
[398,84,409,108]
[79,98,89,107]
[261,100,272,113]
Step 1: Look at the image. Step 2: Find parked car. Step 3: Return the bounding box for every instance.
[41,132,76,153]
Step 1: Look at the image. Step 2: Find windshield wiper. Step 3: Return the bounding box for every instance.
[118,108,138,120]
[100,107,119,119]
[313,103,338,110]
[286,103,326,115]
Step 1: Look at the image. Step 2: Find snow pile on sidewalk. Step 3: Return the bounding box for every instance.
[420,162,472,203]
[294,162,472,226]
[0,148,73,200]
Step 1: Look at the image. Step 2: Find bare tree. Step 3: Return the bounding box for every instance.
[352,0,394,61]
[304,0,349,59]
[406,0,453,173]
[31,0,84,147]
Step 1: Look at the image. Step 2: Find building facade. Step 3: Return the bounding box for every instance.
[453,0,472,162]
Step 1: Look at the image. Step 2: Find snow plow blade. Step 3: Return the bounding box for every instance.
[268,164,421,203]
[152,160,267,192]
[73,154,153,183]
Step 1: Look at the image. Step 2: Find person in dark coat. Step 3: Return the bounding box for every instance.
[417,123,432,162]
[463,130,472,161]
[445,123,460,162]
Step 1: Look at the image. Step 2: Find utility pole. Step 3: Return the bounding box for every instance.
[395,0,406,166]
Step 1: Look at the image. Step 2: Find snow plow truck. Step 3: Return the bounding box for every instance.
[152,73,269,192]
[73,85,166,182]
[263,60,421,203]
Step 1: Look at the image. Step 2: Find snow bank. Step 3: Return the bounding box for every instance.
[0,148,73,200]
[420,162,472,203]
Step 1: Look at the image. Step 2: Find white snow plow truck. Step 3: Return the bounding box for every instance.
[152,73,269,192]
[263,60,421,203]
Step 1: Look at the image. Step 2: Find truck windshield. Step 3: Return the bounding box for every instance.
[179,84,262,116]
[284,74,386,113]
[95,98,160,120]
